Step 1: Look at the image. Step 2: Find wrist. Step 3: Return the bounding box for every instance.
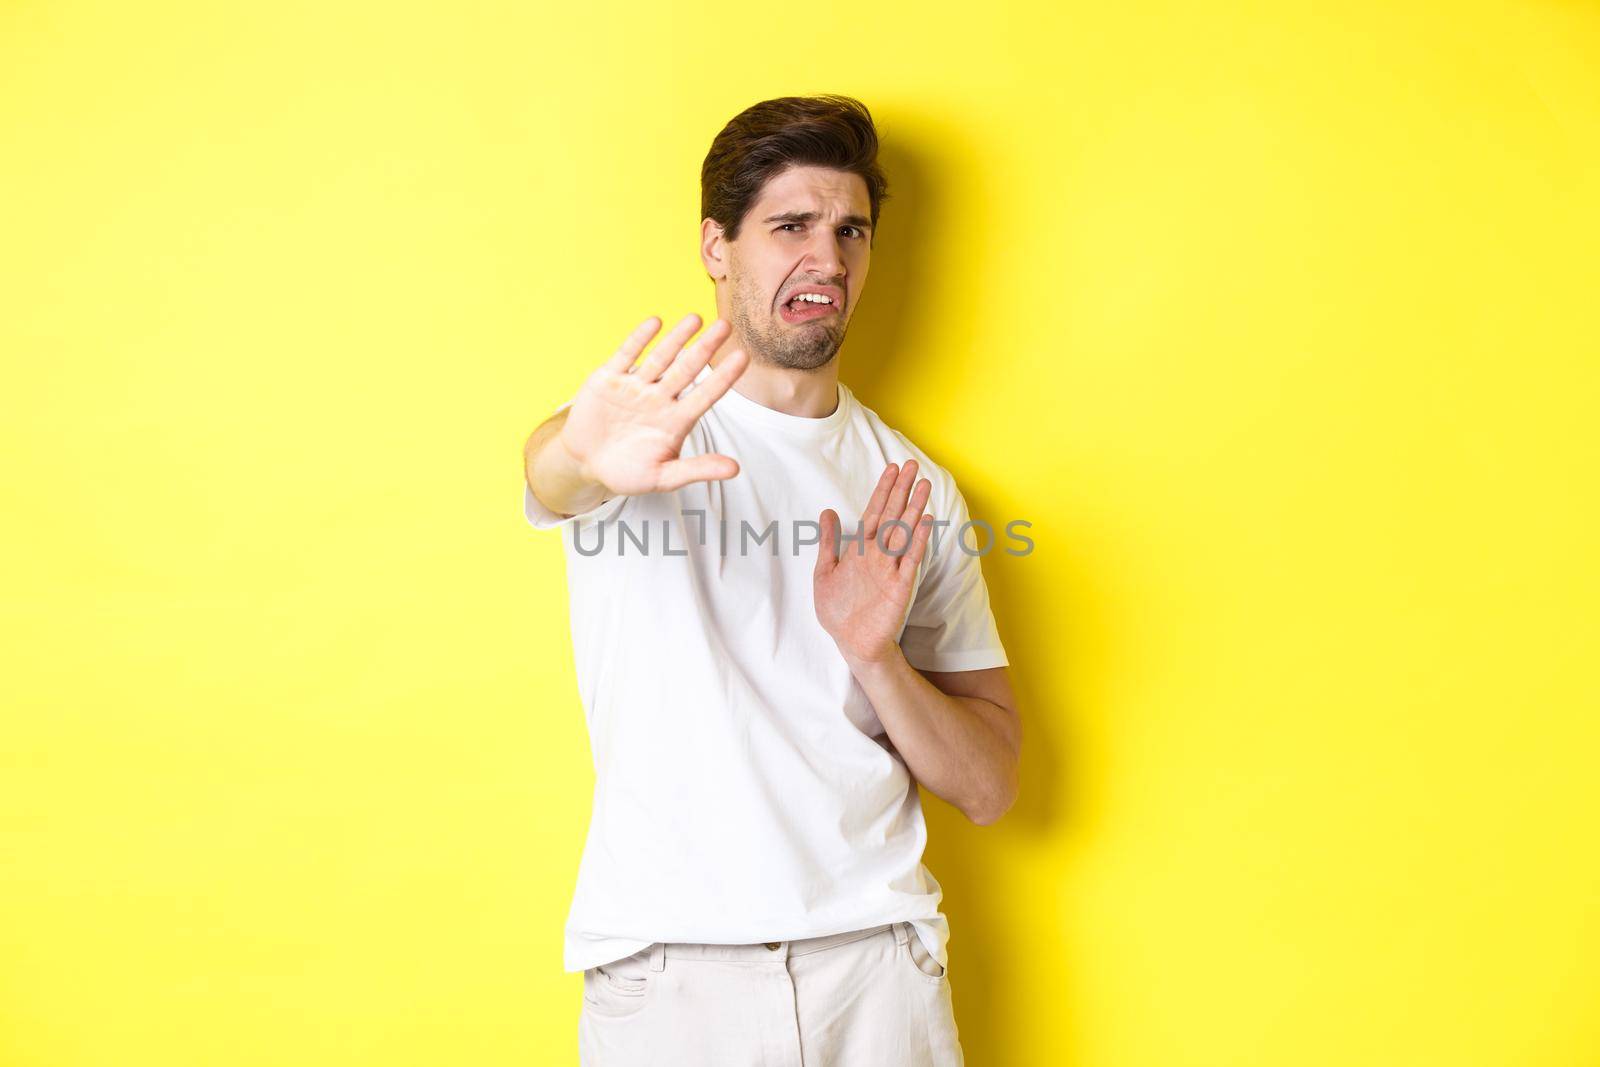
[553,424,595,486]
[530,426,608,516]
[841,643,907,680]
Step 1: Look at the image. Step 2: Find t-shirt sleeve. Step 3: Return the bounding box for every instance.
[898,477,1010,673]
[522,482,627,530]
[521,400,629,530]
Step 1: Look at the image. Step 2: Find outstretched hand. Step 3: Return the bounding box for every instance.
[813,460,935,668]
[558,314,750,496]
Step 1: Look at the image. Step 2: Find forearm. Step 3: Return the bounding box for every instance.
[846,650,1020,825]
[524,409,609,517]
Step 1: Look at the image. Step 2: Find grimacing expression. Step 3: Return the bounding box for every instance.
[725,165,872,371]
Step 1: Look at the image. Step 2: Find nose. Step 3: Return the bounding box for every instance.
[802,228,846,280]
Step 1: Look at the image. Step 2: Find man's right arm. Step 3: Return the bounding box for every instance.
[524,407,609,520]
[520,312,750,524]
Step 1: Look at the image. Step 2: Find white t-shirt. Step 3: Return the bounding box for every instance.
[523,365,1009,973]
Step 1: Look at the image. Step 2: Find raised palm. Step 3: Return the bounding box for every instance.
[814,460,936,666]
[560,314,750,496]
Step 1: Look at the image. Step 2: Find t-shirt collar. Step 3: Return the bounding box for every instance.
[691,362,850,438]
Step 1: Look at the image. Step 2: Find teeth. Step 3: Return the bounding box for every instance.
[790,293,832,305]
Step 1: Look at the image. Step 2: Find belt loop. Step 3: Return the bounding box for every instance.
[893,922,909,947]
[649,942,665,972]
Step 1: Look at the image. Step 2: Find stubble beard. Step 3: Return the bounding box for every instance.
[729,272,847,372]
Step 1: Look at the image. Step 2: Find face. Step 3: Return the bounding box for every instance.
[718,164,873,371]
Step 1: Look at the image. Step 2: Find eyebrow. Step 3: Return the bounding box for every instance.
[762,210,873,231]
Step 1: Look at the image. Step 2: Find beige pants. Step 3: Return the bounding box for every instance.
[578,921,964,1066]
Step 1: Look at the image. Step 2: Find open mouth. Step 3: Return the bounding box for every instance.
[778,292,841,324]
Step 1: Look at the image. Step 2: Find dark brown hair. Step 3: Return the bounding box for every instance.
[701,94,890,244]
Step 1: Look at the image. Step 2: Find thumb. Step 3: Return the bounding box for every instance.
[655,453,740,493]
[814,508,840,580]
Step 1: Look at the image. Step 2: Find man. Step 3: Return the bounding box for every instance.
[521,94,1020,1066]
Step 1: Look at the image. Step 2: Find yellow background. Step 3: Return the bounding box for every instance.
[3,2,1597,1064]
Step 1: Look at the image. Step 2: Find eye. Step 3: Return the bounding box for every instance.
[778,223,803,232]
[840,226,863,239]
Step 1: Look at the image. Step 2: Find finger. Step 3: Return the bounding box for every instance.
[901,476,932,526]
[654,452,739,493]
[878,517,915,559]
[860,463,899,541]
[880,460,919,535]
[901,514,935,576]
[604,316,662,374]
[658,318,731,396]
[884,479,930,557]
[676,347,750,421]
[870,460,921,543]
[815,508,839,579]
[634,313,703,382]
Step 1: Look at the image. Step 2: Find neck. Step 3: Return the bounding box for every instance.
[709,333,840,418]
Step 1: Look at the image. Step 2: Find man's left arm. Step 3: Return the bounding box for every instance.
[813,458,1021,826]
[846,658,1020,825]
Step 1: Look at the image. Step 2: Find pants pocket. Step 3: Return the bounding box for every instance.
[902,925,948,983]
[583,947,655,1018]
